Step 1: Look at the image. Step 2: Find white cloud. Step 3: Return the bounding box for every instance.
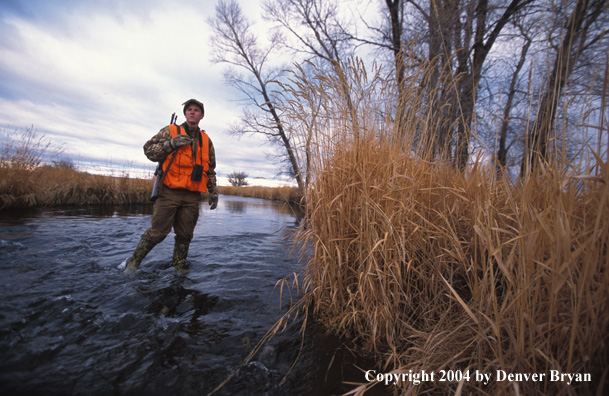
[0,0,296,187]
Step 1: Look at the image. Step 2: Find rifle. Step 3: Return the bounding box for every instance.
[150,113,178,201]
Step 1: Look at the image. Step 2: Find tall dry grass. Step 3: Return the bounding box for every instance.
[285,59,609,395]
[217,185,302,205]
[0,164,154,210]
[0,126,154,210]
[299,139,608,395]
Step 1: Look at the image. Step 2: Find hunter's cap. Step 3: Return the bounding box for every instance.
[182,98,204,116]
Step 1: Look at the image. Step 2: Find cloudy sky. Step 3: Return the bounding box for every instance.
[0,0,293,186]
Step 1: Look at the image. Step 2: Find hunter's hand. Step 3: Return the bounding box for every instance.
[163,135,192,152]
[208,191,218,210]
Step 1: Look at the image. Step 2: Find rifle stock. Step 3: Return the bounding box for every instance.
[150,164,164,201]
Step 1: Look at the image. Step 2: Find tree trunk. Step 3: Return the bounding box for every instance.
[496,34,531,174]
[386,0,408,139]
[522,0,602,176]
[427,0,457,162]
[455,0,530,171]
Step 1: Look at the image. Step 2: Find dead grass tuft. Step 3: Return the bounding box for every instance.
[287,58,609,395]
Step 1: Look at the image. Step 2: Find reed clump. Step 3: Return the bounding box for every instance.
[298,136,608,395]
[0,164,153,210]
[284,58,609,395]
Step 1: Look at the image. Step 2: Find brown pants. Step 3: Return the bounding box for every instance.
[143,186,202,244]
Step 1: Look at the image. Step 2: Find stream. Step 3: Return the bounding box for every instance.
[0,195,372,396]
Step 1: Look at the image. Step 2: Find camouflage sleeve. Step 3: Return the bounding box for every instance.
[207,138,217,191]
[143,126,172,162]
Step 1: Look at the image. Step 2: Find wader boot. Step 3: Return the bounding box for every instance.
[172,238,191,274]
[123,237,156,275]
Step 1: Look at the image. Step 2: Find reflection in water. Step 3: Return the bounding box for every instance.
[141,284,219,319]
[48,204,155,218]
[225,200,246,214]
[222,195,303,218]
[0,194,349,396]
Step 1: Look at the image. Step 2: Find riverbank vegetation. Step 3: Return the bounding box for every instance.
[277,43,606,396]
[296,134,608,395]
[0,163,300,211]
[216,185,301,205]
[284,70,608,395]
[0,127,149,210]
[208,1,608,393]
[0,161,153,210]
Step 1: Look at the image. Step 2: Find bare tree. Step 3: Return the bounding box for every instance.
[228,171,249,187]
[362,0,533,166]
[0,126,62,170]
[383,0,413,141]
[496,22,532,173]
[262,0,360,137]
[449,0,535,170]
[522,0,608,176]
[208,0,305,194]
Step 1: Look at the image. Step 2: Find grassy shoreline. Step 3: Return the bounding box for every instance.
[216,185,302,205]
[0,165,301,212]
[0,165,153,210]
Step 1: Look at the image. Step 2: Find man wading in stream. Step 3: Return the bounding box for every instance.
[122,99,218,275]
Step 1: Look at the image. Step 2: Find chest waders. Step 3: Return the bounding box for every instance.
[172,239,190,273]
[123,237,157,275]
[124,125,201,276]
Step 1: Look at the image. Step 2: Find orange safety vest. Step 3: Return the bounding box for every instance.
[162,124,210,193]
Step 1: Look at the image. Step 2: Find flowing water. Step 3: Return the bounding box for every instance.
[0,195,368,396]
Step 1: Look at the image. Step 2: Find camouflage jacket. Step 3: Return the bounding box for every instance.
[143,122,217,190]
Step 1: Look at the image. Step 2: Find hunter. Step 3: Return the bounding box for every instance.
[122,98,218,274]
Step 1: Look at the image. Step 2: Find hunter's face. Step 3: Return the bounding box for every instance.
[185,105,204,126]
